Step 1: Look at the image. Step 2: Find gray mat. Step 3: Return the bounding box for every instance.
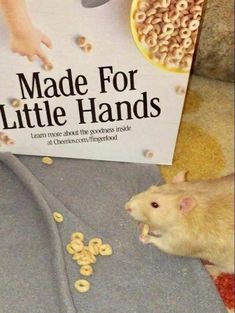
[0,153,226,313]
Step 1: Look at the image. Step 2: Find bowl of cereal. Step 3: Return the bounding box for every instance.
[130,0,204,73]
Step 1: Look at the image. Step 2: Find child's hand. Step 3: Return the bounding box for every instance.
[10,26,52,63]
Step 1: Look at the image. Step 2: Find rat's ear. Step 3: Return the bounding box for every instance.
[172,170,188,184]
[179,196,196,214]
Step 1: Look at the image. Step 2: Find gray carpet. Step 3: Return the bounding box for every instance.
[0,153,227,313]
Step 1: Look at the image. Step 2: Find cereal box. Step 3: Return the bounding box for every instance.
[0,0,205,164]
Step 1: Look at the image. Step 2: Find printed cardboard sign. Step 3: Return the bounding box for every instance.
[0,0,204,164]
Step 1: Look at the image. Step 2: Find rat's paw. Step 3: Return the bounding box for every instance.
[138,222,145,230]
[139,234,150,245]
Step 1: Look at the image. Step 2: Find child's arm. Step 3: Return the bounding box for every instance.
[0,0,52,63]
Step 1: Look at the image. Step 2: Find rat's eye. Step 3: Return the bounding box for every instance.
[151,202,159,209]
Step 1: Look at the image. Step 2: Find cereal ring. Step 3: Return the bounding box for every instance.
[135,11,146,23]
[73,249,90,260]
[152,55,160,62]
[154,24,161,35]
[144,150,154,159]
[99,244,113,256]
[146,36,157,47]
[180,55,192,69]
[80,265,93,277]
[173,19,181,29]
[186,44,195,54]
[180,16,190,28]
[146,8,156,17]
[169,10,179,21]
[71,232,84,242]
[53,212,63,223]
[175,35,182,44]
[193,12,202,20]
[42,156,53,165]
[148,30,158,39]
[159,45,168,53]
[172,48,184,59]
[151,17,162,24]
[89,238,102,248]
[142,224,149,236]
[158,39,169,46]
[182,37,192,49]
[163,12,171,23]
[42,62,53,71]
[74,279,90,293]
[165,56,179,68]
[188,19,200,31]
[162,23,174,35]
[190,5,202,13]
[88,242,100,256]
[139,34,146,44]
[158,32,167,40]
[138,0,150,11]
[142,24,153,35]
[11,99,22,108]
[169,43,180,51]
[179,28,191,39]
[73,252,84,260]
[153,2,161,9]
[77,36,87,47]
[175,86,186,95]
[160,0,170,8]
[176,0,188,11]
[6,138,14,145]
[0,132,8,143]
[159,52,167,64]
[150,45,159,53]
[71,239,84,252]
[66,243,76,255]
[86,251,97,264]
[82,43,93,53]
[145,16,154,24]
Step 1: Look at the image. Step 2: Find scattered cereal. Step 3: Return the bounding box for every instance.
[71,232,84,242]
[42,156,53,165]
[42,62,54,71]
[175,85,186,95]
[66,231,113,293]
[74,279,90,293]
[89,238,102,248]
[144,150,154,159]
[66,243,76,255]
[99,244,113,256]
[11,99,22,108]
[82,43,93,53]
[0,132,15,146]
[88,242,99,256]
[77,36,88,47]
[76,36,93,53]
[80,265,93,277]
[142,224,149,236]
[71,239,84,252]
[53,212,64,223]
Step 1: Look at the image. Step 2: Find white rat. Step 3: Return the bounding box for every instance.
[125,171,234,274]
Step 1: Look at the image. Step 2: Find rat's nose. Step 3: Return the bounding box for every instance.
[125,202,132,213]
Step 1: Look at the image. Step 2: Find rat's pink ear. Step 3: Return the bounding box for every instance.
[179,196,196,214]
[172,170,188,183]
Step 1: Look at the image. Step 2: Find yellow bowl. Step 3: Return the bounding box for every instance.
[130,0,188,74]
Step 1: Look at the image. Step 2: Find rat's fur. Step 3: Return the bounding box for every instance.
[125,172,234,273]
